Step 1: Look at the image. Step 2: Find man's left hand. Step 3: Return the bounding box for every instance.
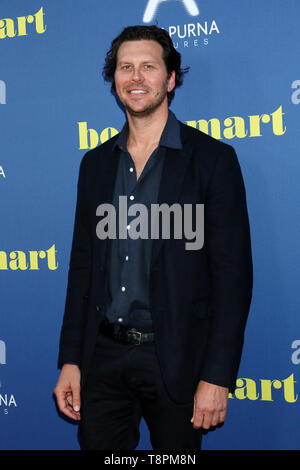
[191,380,229,430]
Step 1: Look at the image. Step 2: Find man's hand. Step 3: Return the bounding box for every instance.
[191,380,229,430]
[54,364,81,421]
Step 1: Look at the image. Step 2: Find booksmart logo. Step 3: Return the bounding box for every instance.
[77,123,119,150]
[0,244,58,271]
[77,105,287,149]
[186,105,286,140]
[0,6,46,39]
[230,343,300,404]
[229,373,298,403]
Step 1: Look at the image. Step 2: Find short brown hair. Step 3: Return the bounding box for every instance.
[102,25,189,105]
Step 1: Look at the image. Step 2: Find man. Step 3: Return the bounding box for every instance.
[54,25,253,450]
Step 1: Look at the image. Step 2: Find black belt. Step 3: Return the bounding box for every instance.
[99,318,155,345]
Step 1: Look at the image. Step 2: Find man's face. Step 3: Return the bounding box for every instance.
[114,40,175,117]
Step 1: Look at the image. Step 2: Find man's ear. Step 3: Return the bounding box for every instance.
[167,70,176,92]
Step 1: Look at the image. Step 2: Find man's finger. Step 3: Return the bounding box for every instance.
[66,393,73,406]
[55,390,81,420]
[219,409,227,424]
[72,386,81,412]
[190,400,196,423]
[202,412,213,430]
[55,390,67,413]
[211,411,220,427]
[191,407,204,429]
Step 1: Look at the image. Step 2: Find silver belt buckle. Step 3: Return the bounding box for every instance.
[129,329,142,345]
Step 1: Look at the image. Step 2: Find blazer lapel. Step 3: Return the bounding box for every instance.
[96,143,120,266]
[97,144,120,203]
[150,145,193,269]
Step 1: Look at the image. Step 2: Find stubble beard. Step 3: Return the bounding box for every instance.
[118,81,169,118]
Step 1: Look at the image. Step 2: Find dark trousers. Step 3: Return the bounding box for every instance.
[78,330,202,450]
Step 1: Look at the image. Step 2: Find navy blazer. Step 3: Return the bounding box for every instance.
[58,119,253,404]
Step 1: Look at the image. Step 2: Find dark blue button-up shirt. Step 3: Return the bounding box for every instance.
[103,110,182,331]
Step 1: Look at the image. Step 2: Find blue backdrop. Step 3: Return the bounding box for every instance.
[1,0,299,450]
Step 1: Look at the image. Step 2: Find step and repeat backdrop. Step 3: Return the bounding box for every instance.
[0,0,299,450]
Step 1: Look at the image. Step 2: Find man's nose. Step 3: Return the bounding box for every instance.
[131,67,144,82]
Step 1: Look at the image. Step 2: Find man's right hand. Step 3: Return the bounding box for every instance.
[54,364,81,421]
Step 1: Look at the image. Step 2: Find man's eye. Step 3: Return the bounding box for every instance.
[122,65,131,70]
[144,64,153,69]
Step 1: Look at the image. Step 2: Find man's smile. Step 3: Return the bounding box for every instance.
[127,88,148,95]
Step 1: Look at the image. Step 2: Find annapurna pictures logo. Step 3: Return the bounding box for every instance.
[0,343,17,415]
[143,0,199,23]
[0,381,17,415]
[143,0,220,49]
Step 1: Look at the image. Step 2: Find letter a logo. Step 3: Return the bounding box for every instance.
[143,0,200,23]
[0,80,6,105]
[0,340,6,365]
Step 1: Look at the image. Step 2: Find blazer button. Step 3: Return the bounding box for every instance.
[95,305,102,312]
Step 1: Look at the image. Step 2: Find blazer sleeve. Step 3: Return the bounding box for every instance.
[57,154,92,368]
[200,145,253,390]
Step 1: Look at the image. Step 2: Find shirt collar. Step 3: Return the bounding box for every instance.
[113,110,183,152]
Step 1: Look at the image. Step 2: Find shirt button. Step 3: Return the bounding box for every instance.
[117,317,123,323]
[130,195,134,200]
[125,256,129,261]
[121,286,126,292]
[129,167,134,173]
